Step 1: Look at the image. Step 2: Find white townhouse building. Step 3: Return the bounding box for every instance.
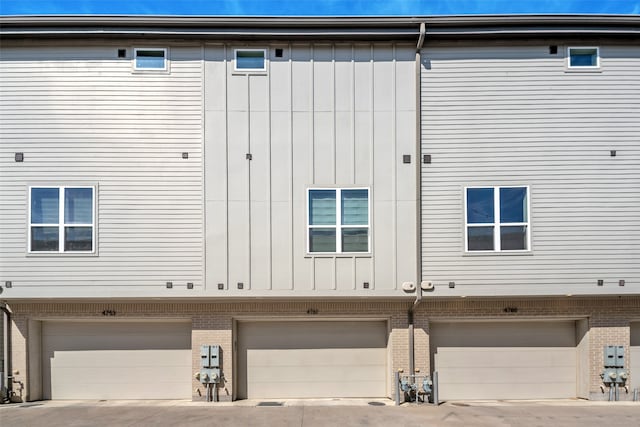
[0,14,638,402]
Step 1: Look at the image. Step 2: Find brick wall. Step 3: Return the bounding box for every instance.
[6,296,639,402]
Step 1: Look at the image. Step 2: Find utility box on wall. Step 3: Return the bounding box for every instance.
[604,345,624,368]
[201,344,220,368]
[198,345,222,384]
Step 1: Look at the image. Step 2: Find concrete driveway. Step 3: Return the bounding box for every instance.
[1,399,638,427]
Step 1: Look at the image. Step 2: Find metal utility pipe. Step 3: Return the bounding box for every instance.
[408,20,427,383]
[0,303,12,403]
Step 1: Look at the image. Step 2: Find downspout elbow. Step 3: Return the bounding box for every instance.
[416,22,426,52]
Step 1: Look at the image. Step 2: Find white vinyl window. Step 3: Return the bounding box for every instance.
[307,188,370,253]
[133,48,168,71]
[465,186,530,252]
[29,186,95,253]
[234,49,267,72]
[567,47,599,69]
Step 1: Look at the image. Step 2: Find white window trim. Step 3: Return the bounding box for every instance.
[464,186,531,253]
[567,46,600,70]
[133,47,169,72]
[28,186,96,254]
[306,187,371,255]
[233,48,267,72]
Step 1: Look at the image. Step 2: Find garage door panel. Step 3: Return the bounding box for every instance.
[248,356,385,383]
[43,334,189,351]
[440,382,576,401]
[248,348,384,367]
[249,380,385,399]
[431,321,577,401]
[43,321,191,400]
[241,321,387,349]
[436,360,575,384]
[51,364,192,384]
[248,367,384,384]
[435,348,576,369]
[50,378,191,400]
[48,349,191,367]
[239,321,387,399]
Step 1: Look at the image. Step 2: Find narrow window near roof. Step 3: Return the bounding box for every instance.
[134,48,167,71]
[568,47,599,68]
[235,49,266,72]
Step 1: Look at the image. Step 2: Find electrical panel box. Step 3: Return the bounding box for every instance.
[201,344,221,368]
[604,345,624,368]
[199,345,222,385]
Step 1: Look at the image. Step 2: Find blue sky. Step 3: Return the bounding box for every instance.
[1,1,639,16]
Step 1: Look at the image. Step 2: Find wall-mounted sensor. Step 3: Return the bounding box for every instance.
[420,281,434,290]
[401,282,416,292]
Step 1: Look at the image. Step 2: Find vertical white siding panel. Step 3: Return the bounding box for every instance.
[314,257,334,291]
[291,45,312,111]
[335,257,355,291]
[313,112,335,184]
[227,101,250,289]
[355,258,373,291]
[353,46,373,112]
[354,112,373,185]
[291,112,314,291]
[249,108,271,290]
[313,46,334,112]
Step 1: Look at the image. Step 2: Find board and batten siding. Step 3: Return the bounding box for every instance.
[205,43,418,296]
[0,41,204,298]
[421,41,640,296]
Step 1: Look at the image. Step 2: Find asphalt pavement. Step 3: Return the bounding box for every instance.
[1,399,638,427]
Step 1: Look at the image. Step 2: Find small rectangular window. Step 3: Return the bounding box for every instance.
[465,186,530,252]
[134,48,168,71]
[307,188,370,253]
[568,47,599,69]
[234,49,266,72]
[29,186,95,253]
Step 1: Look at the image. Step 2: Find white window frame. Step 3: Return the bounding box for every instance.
[464,186,530,253]
[133,47,168,72]
[306,187,371,254]
[567,46,600,69]
[28,186,96,253]
[234,48,267,72]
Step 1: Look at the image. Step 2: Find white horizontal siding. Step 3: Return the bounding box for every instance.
[421,41,640,297]
[0,42,204,297]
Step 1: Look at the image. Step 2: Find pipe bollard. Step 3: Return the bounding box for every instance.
[432,371,439,406]
[395,370,401,406]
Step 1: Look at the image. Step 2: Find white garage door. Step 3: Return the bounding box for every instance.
[237,321,387,399]
[431,321,577,401]
[631,322,640,391]
[42,321,192,400]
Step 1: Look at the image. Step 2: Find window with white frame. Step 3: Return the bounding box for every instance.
[568,47,599,69]
[465,186,530,252]
[29,186,95,253]
[234,49,266,72]
[133,48,168,71]
[307,188,370,253]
